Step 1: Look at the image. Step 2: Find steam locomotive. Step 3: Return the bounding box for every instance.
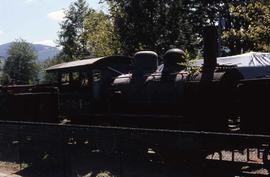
[107,49,243,131]
[0,27,269,134]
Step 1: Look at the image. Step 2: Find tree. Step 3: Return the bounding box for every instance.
[83,9,120,57]
[107,0,198,56]
[106,0,260,57]
[105,0,235,56]
[41,54,67,83]
[222,1,270,55]
[0,58,3,84]
[57,0,268,61]
[58,0,90,61]
[3,39,38,85]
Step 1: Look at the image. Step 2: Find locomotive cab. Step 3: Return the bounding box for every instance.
[46,55,132,118]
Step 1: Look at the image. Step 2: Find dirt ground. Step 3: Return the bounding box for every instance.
[0,124,269,177]
[0,148,269,177]
[0,162,21,177]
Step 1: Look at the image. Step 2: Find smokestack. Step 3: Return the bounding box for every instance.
[201,26,218,81]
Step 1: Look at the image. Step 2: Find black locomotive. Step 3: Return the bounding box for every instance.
[108,48,243,131]
[0,27,270,135]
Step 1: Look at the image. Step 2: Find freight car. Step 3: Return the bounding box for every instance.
[0,84,58,122]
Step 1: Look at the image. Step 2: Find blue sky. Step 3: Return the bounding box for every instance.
[0,0,107,46]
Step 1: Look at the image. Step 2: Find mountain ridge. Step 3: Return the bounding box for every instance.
[0,42,60,62]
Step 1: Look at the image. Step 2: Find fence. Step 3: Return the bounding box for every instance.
[0,121,269,177]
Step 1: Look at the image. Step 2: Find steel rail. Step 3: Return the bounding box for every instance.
[0,120,270,140]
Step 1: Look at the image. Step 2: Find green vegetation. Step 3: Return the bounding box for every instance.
[83,9,120,57]
[105,0,270,56]
[0,58,3,83]
[41,0,270,82]
[222,1,270,55]
[41,53,68,83]
[58,0,120,60]
[2,0,270,84]
[2,39,38,85]
[58,0,90,61]
[107,0,198,55]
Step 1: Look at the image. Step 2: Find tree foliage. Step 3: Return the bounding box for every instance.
[106,0,270,57]
[58,0,90,61]
[58,0,119,60]
[107,0,199,56]
[3,39,38,85]
[105,0,240,56]
[83,9,120,57]
[41,54,67,83]
[0,58,4,84]
[222,1,270,55]
[56,0,269,63]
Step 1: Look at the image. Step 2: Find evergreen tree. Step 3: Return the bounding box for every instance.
[58,0,90,61]
[0,58,3,83]
[3,39,38,85]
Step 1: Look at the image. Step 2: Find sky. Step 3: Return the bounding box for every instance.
[0,0,107,47]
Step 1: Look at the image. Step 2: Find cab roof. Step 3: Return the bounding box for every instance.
[46,55,132,73]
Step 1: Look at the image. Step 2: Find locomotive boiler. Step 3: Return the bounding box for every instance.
[106,27,270,133]
[109,48,243,131]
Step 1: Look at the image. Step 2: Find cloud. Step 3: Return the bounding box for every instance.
[0,30,4,35]
[48,10,65,21]
[34,40,57,47]
[25,0,35,3]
